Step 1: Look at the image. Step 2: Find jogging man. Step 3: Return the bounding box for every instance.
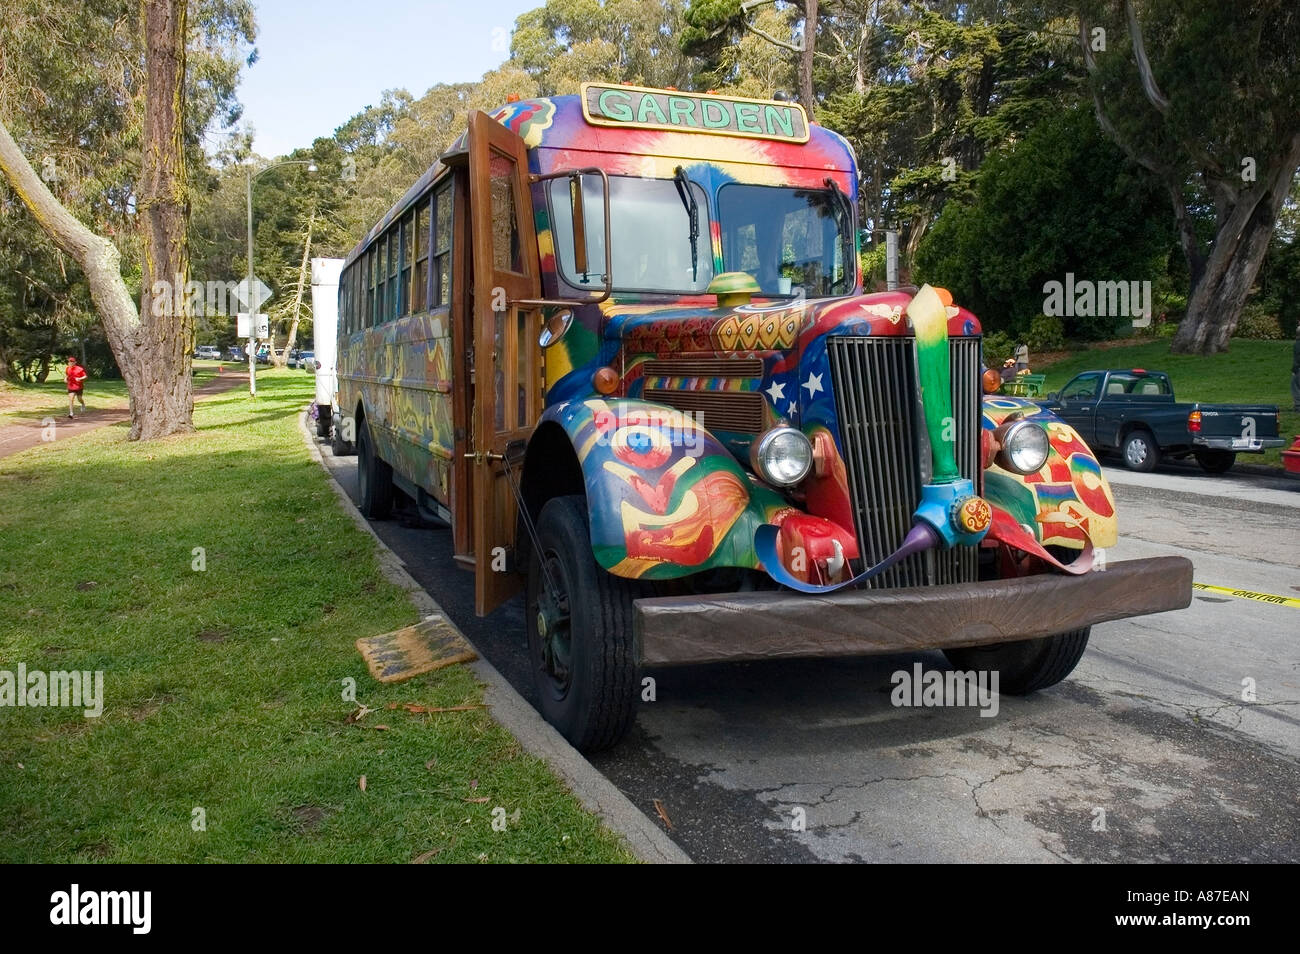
[66,355,87,418]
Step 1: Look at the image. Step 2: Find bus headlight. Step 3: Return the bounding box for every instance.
[752,426,813,487]
[996,419,1050,474]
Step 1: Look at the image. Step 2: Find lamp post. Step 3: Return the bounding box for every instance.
[245,159,317,396]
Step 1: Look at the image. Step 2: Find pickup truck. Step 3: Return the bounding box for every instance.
[1038,369,1284,473]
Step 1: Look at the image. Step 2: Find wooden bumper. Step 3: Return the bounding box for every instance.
[634,556,1193,667]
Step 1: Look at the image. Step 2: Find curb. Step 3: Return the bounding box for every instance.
[298,410,691,864]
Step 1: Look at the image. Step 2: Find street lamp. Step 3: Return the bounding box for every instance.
[245,159,317,396]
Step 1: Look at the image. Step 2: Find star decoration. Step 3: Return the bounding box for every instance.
[786,401,798,418]
[765,379,786,403]
[802,372,824,397]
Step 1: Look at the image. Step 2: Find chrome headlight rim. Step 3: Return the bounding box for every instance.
[752,426,814,488]
[997,418,1050,475]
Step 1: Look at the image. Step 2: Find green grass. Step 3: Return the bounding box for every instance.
[0,369,633,863]
[0,361,222,429]
[1036,338,1298,468]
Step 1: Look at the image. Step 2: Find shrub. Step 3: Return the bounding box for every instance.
[982,330,1015,367]
[1027,314,1066,352]
[1235,302,1285,340]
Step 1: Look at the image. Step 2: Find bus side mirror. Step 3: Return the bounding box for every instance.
[539,309,573,349]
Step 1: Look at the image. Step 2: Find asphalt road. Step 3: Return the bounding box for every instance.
[320,441,1300,863]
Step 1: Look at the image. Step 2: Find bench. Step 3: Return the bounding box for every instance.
[1006,373,1046,397]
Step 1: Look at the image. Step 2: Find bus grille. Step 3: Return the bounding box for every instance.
[826,336,983,589]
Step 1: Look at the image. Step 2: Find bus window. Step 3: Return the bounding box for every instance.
[375,237,387,324]
[386,229,398,321]
[413,200,428,313]
[488,150,524,275]
[434,184,452,307]
[548,174,712,294]
[365,249,375,327]
[400,211,414,316]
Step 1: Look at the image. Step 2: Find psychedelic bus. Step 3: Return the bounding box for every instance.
[334,84,1192,751]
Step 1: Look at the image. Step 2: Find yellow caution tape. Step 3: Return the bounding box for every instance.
[1192,582,1300,608]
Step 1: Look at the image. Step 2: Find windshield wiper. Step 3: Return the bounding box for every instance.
[674,166,700,283]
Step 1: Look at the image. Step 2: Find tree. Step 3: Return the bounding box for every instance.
[915,105,1172,339]
[0,0,255,432]
[1076,0,1300,354]
[683,0,818,112]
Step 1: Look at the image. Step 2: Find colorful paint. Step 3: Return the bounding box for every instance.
[338,88,1119,594]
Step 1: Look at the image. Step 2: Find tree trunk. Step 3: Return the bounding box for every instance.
[1172,133,1300,355]
[799,0,817,119]
[135,0,194,439]
[280,208,315,366]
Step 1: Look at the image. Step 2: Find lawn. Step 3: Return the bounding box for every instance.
[0,369,632,863]
[1035,338,1298,468]
[0,360,223,429]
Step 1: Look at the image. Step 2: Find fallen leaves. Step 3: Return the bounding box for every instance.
[385,702,486,714]
[653,798,674,831]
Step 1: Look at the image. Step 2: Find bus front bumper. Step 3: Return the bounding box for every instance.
[633,556,1192,667]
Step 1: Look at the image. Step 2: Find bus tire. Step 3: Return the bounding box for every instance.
[526,495,639,752]
[358,422,393,519]
[1121,429,1160,472]
[944,627,1091,695]
[1194,449,1235,474]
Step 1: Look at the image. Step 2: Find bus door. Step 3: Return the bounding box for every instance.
[466,109,543,615]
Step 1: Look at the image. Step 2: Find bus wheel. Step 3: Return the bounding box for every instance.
[357,422,393,519]
[526,495,638,752]
[944,627,1091,695]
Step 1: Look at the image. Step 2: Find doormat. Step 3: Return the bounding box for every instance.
[356,614,478,684]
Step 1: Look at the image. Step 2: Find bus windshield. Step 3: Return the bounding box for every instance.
[548,175,853,298]
[549,175,714,294]
[718,183,852,298]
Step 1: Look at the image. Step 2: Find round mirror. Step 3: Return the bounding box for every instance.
[539,309,574,349]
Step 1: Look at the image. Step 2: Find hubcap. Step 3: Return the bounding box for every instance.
[1127,439,1147,466]
[533,553,572,694]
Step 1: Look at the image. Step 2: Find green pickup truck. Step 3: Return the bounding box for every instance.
[1038,369,1284,473]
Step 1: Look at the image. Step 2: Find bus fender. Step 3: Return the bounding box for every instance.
[533,397,790,580]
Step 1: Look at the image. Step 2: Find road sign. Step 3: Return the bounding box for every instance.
[235,277,272,312]
[237,313,270,338]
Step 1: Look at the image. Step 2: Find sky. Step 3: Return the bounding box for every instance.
[238,0,536,158]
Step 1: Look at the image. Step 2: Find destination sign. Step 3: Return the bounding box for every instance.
[581,83,810,143]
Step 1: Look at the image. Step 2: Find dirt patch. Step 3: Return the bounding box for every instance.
[195,629,227,643]
[290,803,331,833]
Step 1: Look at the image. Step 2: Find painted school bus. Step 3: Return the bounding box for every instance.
[335,84,1192,751]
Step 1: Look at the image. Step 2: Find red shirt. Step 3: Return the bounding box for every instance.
[66,363,87,391]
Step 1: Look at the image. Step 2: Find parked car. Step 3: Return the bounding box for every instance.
[286,349,301,368]
[193,345,221,360]
[298,350,316,372]
[226,345,246,362]
[1038,369,1284,473]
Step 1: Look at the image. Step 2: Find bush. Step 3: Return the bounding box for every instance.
[1027,314,1066,352]
[1235,302,1285,340]
[1156,318,1178,338]
[982,330,1015,366]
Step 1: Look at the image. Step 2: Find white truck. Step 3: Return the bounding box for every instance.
[308,257,343,440]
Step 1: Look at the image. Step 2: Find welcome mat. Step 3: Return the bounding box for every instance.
[356,614,478,684]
